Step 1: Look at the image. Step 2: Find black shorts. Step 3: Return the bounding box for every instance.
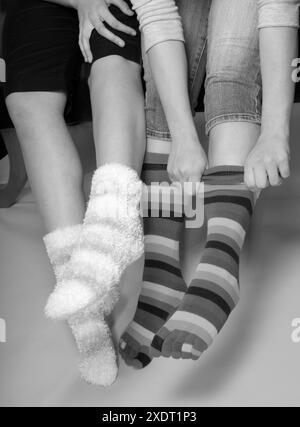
[3,0,141,98]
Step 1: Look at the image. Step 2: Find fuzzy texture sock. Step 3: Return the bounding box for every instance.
[44,226,118,387]
[45,163,144,321]
[151,166,256,360]
[119,138,187,368]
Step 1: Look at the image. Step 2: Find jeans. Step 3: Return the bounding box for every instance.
[143,0,262,139]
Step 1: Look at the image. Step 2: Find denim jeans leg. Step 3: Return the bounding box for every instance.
[205,0,262,135]
[143,0,211,141]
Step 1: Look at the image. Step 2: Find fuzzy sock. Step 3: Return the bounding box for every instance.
[119,138,187,368]
[45,163,144,320]
[151,166,256,360]
[44,226,118,387]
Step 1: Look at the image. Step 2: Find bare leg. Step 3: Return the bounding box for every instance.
[208,122,260,167]
[89,56,145,172]
[6,92,85,232]
[87,56,145,344]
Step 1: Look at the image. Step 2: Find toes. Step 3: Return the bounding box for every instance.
[181,334,195,360]
[124,335,139,359]
[151,326,170,356]
[119,333,140,364]
[132,347,153,370]
[172,331,186,359]
[161,331,178,358]
[192,337,206,360]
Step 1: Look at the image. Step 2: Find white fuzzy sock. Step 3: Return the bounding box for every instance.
[44,226,118,387]
[45,163,144,320]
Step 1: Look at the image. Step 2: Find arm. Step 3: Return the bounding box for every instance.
[133,0,207,184]
[44,0,137,62]
[146,41,207,184]
[244,1,299,191]
[47,0,207,183]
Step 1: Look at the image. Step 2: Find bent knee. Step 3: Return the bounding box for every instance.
[89,55,141,87]
[6,92,66,126]
[207,43,260,87]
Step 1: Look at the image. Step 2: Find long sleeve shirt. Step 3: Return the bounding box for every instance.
[134,0,300,54]
[258,0,300,28]
[130,0,184,52]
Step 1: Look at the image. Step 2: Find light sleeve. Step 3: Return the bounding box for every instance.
[130,0,185,52]
[258,0,300,28]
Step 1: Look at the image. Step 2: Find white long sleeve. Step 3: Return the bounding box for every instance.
[258,0,300,28]
[130,0,185,52]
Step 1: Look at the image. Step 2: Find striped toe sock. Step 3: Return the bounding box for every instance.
[119,138,187,368]
[151,165,257,360]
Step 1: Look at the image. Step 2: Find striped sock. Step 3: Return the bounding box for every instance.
[151,166,256,360]
[119,138,187,368]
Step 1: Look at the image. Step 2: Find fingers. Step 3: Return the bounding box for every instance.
[245,162,286,192]
[91,19,126,47]
[266,161,283,187]
[101,8,136,36]
[245,164,268,192]
[110,0,135,16]
[279,158,290,179]
[244,165,256,190]
[79,22,94,63]
[245,155,291,191]
[167,168,202,199]
[79,1,137,61]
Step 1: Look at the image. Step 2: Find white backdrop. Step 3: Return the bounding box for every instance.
[0,109,300,407]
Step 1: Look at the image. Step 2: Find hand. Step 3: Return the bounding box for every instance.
[75,0,137,63]
[244,134,290,191]
[167,136,207,190]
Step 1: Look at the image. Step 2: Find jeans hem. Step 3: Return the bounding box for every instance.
[146,128,172,141]
[205,113,261,135]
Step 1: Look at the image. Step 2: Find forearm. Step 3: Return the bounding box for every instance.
[260,27,297,138]
[131,1,195,143]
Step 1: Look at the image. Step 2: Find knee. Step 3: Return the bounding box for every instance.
[6,93,35,126]
[206,44,260,89]
[89,56,141,90]
[6,92,65,129]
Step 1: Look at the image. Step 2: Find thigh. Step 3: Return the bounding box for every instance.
[205,0,261,133]
[89,56,145,171]
[3,1,82,99]
[90,0,141,66]
[207,0,259,71]
[143,0,211,139]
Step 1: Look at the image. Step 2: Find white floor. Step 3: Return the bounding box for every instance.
[1,110,300,407]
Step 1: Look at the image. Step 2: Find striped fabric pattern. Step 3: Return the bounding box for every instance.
[43,226,118,386]
[119,138,187,368]
[151,166,256,360]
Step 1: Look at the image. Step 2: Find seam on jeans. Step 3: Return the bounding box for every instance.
[252,58,262,116]
[205,113,261,136]
[189,38,207,111]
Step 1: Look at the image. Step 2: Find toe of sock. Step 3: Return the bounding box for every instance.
[151,327,170,356]
[132,350,152,370]
[172,331,186,359]
[79,348,118,387]
[161,332,177,358]
[45,281,95,320]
